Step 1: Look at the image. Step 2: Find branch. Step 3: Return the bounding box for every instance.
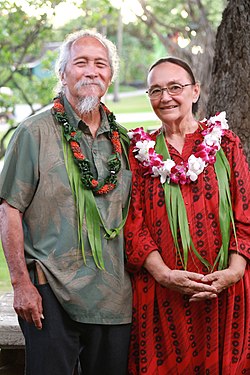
[186,0,211,31]
[0,73,15,90]
[13,18,49,70]
[137,0,190,36]
[12,77,37,115]
[0,19,49,88]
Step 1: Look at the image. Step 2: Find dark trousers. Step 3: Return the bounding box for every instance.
[19,284,131,375]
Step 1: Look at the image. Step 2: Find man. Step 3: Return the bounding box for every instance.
[0,30,132,375]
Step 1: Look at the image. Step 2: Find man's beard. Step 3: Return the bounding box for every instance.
[74,79,106,114]
[76,96,100,114]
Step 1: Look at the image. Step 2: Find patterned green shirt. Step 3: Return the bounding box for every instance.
[0,96,132,324]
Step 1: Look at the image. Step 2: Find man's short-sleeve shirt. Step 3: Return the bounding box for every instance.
[0,97,132,324]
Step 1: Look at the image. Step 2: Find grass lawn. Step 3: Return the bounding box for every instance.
[121,120,161,130]
[106,94,160,129]
[0,242,12,292]
[106,94,152,114]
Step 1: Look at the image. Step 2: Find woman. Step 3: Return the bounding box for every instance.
[125,57,250,374]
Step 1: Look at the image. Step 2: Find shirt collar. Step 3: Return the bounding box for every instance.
[62,95,110,136]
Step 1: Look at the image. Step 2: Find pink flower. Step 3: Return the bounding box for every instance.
[129,111,227,185]
[170,173,180,184]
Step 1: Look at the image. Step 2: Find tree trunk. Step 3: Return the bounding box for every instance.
[206,0,250,163]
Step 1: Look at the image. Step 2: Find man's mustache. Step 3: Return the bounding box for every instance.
[75,80,105,90]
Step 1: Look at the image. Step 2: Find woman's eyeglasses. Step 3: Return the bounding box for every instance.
[146,83,194,100]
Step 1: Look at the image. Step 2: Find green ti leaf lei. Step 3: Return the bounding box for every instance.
[52,96,130,269]
[155,131,237,271]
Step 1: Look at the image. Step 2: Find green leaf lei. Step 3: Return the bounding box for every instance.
[155,132,237,271]
[52,96,130,269]
[53,96,122,195]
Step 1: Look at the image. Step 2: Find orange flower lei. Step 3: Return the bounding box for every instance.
[53,96,122,195]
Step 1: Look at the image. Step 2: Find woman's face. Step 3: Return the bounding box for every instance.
[147,62,200,125]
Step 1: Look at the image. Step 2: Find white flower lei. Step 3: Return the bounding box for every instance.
[128,111,229,185]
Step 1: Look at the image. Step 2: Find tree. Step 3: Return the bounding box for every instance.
[135,0,227,117]
[0,0,227,160]
[206,0,250,163]
[0,0,60,158]
[55,1,155,86]
[0,0,60,103]
[0,0,125,159]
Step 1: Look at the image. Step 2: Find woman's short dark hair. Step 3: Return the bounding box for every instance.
[148,57,199,114]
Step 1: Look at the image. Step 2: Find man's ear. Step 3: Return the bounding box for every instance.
[60,72,67,86]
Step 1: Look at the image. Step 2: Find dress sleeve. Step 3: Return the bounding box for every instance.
[223,131,250,261]
[124,147,160,272]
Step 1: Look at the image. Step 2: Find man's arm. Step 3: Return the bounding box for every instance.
[0,200,43,329]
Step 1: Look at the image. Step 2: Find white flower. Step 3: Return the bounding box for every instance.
[135,140,155,151]
[135,150,150,163]
[134,140,155,164]
[152,159,175,184]
[200,117,207,123]
[208,111,228,129]
[127,130,135,139]
[204,126,222,148]
[151,166,161,178]
[187,155,206,181]
[162,159,176,173]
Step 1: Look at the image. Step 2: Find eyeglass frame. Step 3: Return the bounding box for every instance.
[146,83,194,99]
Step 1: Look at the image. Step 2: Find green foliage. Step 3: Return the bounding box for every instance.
[144,0,226,31]
[52,0,117,41]
[0,1,56,118]
[120,36,152,84]
[13,50,58,107]
[135,0,227,64]
[0,2,51,76]
[52,2,155,86]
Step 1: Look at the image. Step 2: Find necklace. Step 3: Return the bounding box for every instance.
[53,96,122,195]
[128,112,229,184]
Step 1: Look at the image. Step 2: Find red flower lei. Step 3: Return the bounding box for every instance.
[53,96,122,195]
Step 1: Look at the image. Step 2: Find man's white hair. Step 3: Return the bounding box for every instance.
[55,29,119,94]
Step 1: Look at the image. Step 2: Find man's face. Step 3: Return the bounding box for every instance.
[61,36,112,110]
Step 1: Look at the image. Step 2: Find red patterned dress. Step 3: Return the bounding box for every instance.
[125,127,250,374]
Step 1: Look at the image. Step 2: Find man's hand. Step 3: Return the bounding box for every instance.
[13,281,44,330]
